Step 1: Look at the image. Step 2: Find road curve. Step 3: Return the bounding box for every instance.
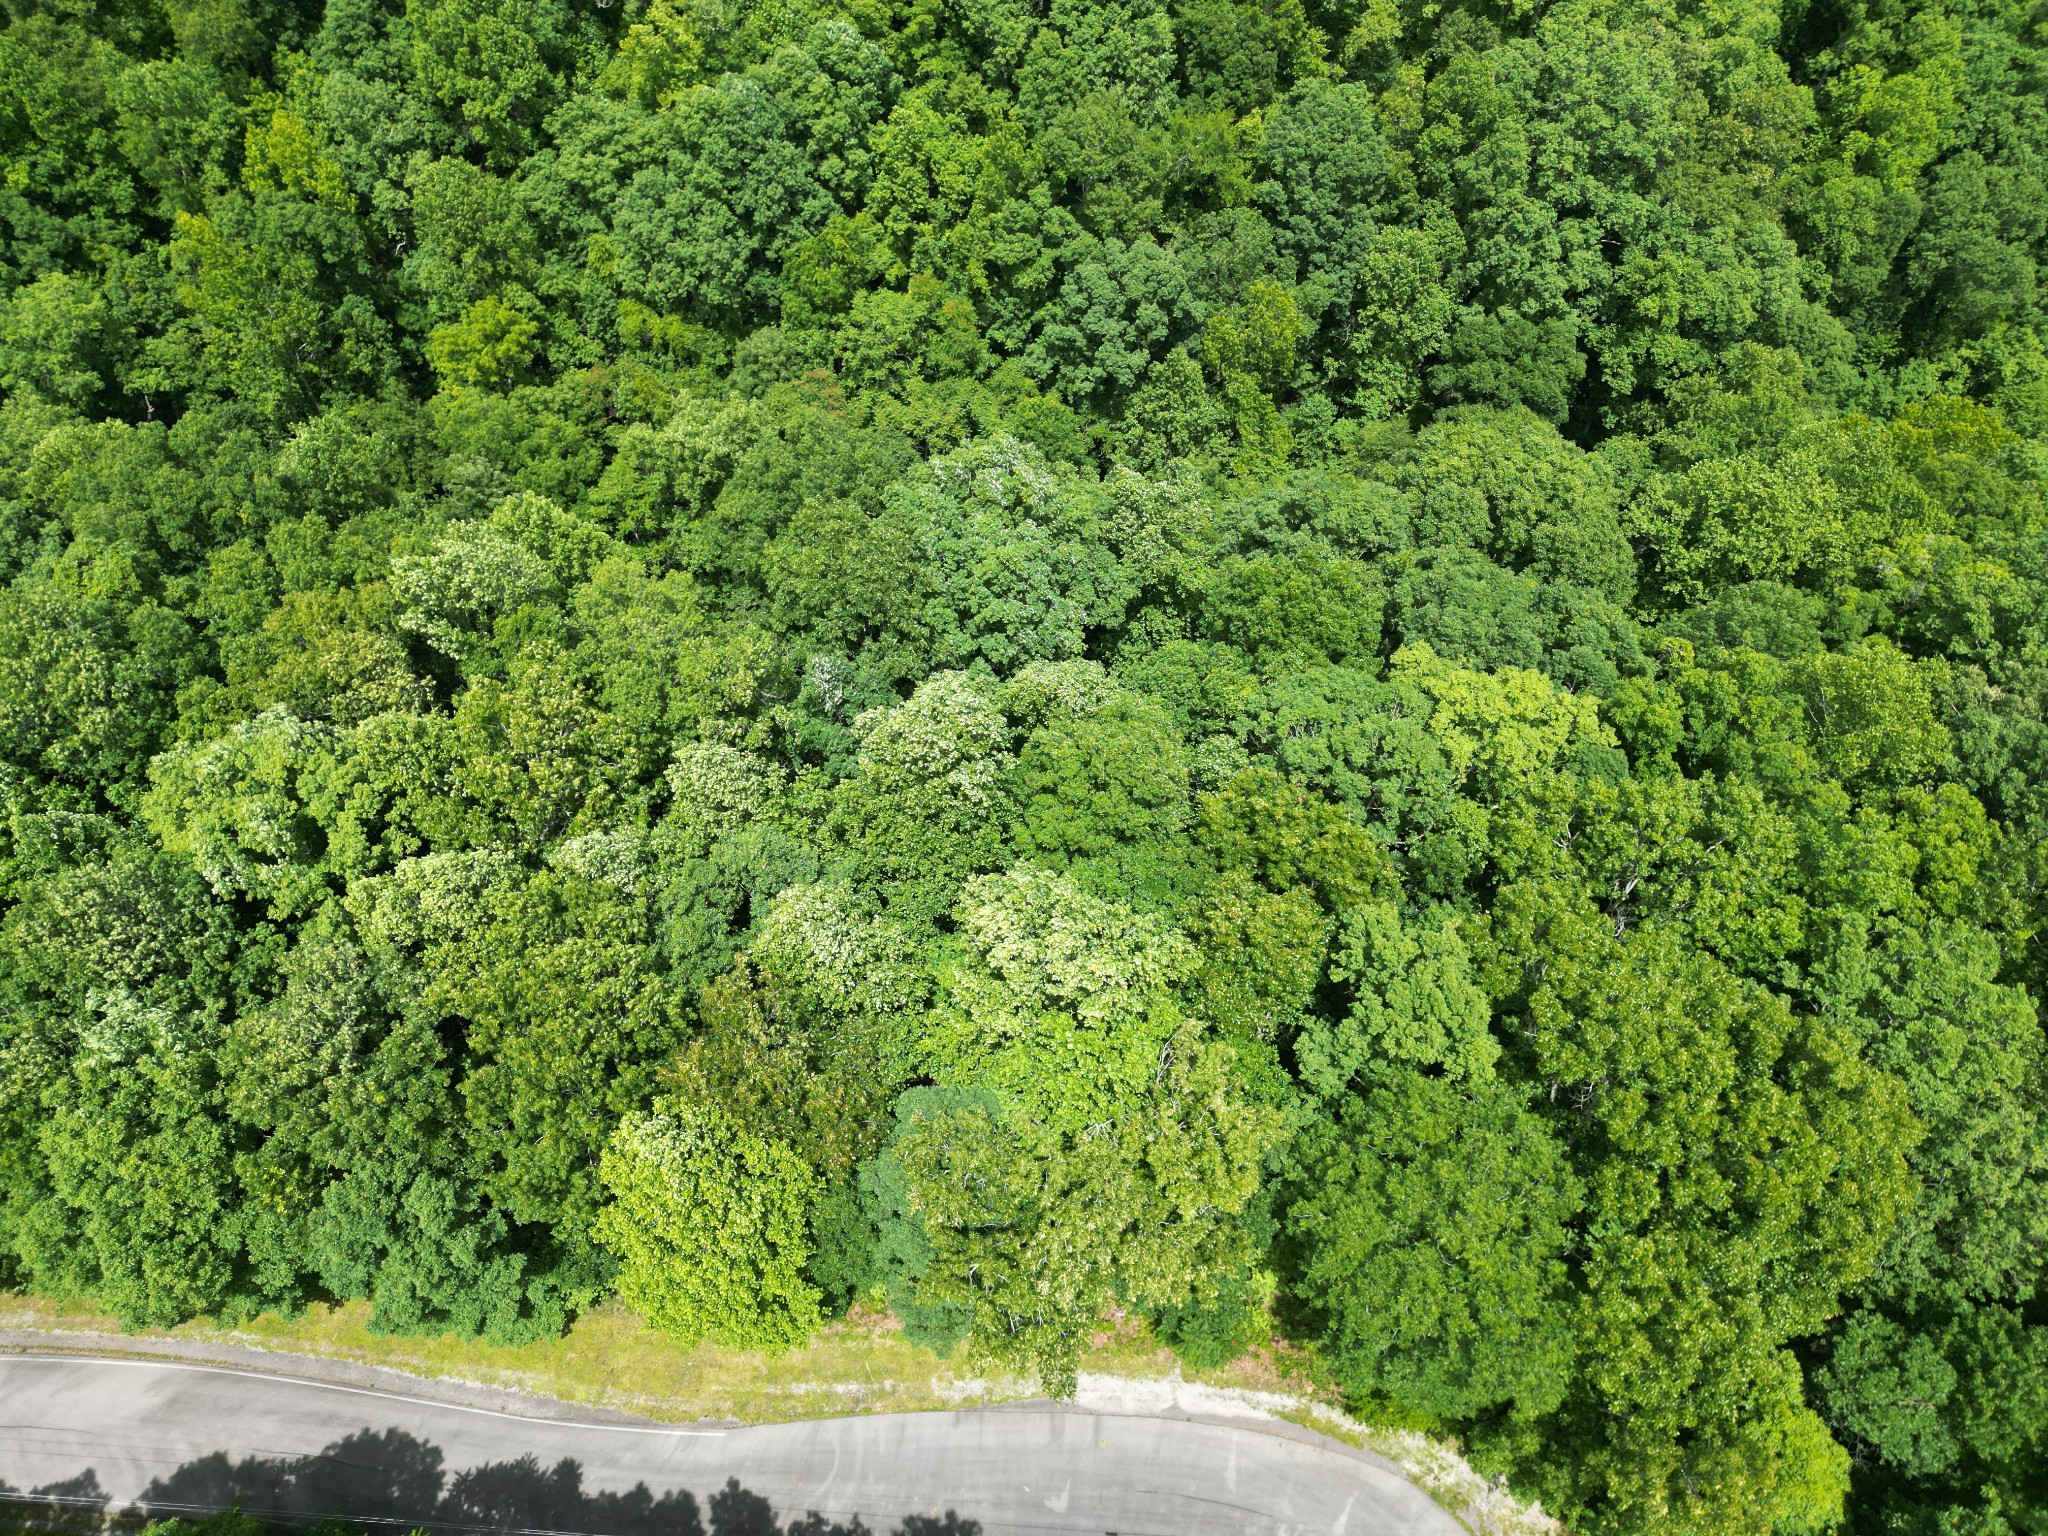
[0,1356,1461,1536]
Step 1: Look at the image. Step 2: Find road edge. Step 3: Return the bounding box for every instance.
[0,1335,1534,1536]
[0,1329,699,1431]
[0,1328,1434,1495]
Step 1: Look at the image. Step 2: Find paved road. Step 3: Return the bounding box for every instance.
[0,1356,1460,1536]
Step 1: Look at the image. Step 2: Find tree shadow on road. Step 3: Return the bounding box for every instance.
[0,1427,979,1536]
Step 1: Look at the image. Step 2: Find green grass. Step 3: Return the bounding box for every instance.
[0,1292,1339,1426]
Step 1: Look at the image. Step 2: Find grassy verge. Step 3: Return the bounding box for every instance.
[0,1292,1336,1427]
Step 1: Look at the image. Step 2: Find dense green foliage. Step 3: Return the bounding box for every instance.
[3,0,2046,1531]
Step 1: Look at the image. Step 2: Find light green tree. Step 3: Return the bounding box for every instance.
[596,1099,821,1352]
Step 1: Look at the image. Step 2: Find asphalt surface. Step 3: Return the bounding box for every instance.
[0,1355,1462,1536]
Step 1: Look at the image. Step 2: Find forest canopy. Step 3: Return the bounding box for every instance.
[2,0,2046,1531]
